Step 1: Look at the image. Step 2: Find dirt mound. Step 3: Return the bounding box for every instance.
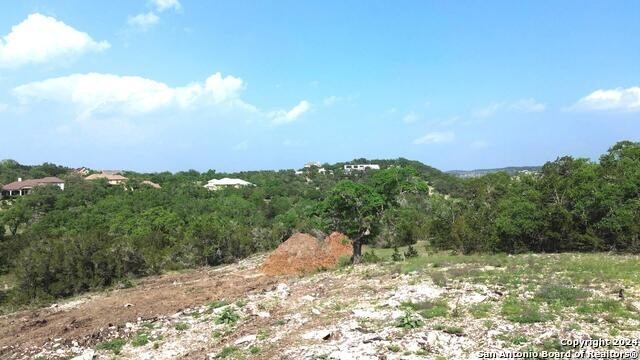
[262,232,352,275]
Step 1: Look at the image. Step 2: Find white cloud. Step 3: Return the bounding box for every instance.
[150,0,181,12]
[510,98,546,113]
[570,87,640,112]
[128,12,160,30]
[402,111,419,124]
[13,72,249,119]
[472,98,546,118]
[270,100,311,125]
[412,131,455,145]
[0,13,109,67]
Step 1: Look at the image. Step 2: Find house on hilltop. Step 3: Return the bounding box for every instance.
[1,177,65,197]
[204,178,254,191]
[141,180,161,189]
[85,172,128,185]
[343,164,380,173]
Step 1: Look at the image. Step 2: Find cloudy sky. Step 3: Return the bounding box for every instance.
[0,1,638,172]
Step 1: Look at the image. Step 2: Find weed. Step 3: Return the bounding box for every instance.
[131,332,149,347]
[396,311,424,329]
[216,307,240,325]
[404,245,419,258]
[249,345,260,354]
[535,284,590,307]
[442,326,464,336]
[174,322,189,331]
[469,302,493,318]
[403,300,448,319]
[95,338,126,354]
[363,251,383,264]
[501,297,550,323]
[217,345,239,358]
[208,299,229,309]
[387,344,401,352]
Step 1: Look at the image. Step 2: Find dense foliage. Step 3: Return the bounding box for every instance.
[1,140,639,305]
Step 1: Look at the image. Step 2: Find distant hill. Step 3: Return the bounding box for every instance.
[447,166,541,178]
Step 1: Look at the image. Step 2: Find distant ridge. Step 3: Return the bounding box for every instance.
[447,166,541,178]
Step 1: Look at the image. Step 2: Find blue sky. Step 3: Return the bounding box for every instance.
[0,1,638,172]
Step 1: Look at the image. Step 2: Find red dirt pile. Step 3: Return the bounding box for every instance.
[262,232,352,275]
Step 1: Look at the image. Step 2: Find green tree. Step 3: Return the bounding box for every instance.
[324,181,384,263]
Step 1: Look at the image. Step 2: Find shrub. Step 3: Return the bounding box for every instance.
[174,322,189,331]
[501,297,550,323]
[362,250,382,263]
[404,245,419,258]
[535,284,590,307]
[391,246,404,262]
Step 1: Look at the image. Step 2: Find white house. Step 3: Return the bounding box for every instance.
[204,178,254,190]
[85,172,128,185]
[1,177,65,197]
[343,164,380,173]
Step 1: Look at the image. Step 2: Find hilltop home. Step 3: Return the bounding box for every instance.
[1,177,65,197]
[343,164,380,173]
[204,178,254,191]
[85,172,128,185]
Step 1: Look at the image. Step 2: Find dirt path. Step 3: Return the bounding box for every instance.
[0,256,279,359]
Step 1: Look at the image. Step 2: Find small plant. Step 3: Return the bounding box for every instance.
[396,311,424,329]
[216,307,240,325]
[387,344,401,353]
[96,338,126,354]
[257,329,270,340]
[153,342,160,349]
[535,284,590,307]
[235,299,247,308]
[469,302,493,318]
[391,246,404,262]
[443,326,464,336]
[249,345,260,354]
[217,345,239,358]
[337,255,352,268]
[501,297,549,324]
[404,245,419,258]
[131,332,149,347]
[362,250,382,263]
[174,322,189,331]
[403,300,448,319]
[208,300,229,309]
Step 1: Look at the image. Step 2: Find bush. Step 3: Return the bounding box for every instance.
[362,250,382,263]
[391,246,404,262]
[404,245,419,258]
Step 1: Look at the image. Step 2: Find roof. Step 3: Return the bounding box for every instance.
[2,177,64,191]
[85,173,128,181]
[205,178,253,186]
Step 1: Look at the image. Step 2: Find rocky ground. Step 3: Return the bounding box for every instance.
[1,250,639,359]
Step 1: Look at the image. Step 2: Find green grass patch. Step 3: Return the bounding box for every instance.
[501,297,550,323]
[469,302,493,318]
[535,284,590,307]
[217,345,239,358]
[403,299,449,319]
[208,299,229,309]
[131,332,149,347]
[174,322,189,331]
[576,298,638,321]
[95,338,126,354]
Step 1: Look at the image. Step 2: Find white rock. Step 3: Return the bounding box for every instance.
[329,350,353,360]
[234,335,257,345]
[71,349,95,360]
[301,295,315,302]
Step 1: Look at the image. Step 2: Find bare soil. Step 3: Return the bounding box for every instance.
[0,256,279,358]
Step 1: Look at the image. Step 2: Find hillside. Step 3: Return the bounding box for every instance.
[2,246,639,359]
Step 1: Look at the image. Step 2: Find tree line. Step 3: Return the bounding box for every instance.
[0,140,638,305]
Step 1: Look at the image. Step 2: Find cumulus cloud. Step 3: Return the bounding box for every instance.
[13,72,249,119]
[150,0,182,12]
[128,12,160,30]
[270,100,311,125]
[0,13,109,67]
[472,98,546,118]
[570,87,640,112]
[412,131,455,145]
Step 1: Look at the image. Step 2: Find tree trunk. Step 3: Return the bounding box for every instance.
[352,238,363,264]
